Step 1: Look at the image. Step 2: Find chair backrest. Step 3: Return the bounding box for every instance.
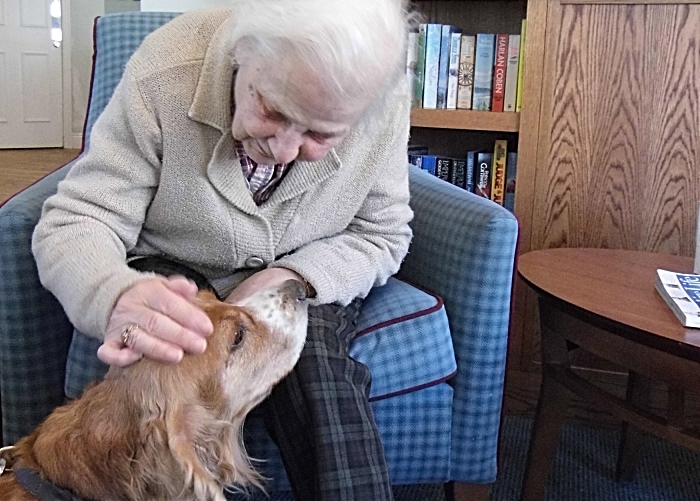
[83,12,179,149]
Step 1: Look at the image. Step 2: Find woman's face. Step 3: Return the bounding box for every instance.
[231,56,370,165]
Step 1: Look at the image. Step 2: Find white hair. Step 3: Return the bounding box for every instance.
[229,0,417,112]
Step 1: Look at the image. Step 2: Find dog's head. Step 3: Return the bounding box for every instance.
[104,279,309,499]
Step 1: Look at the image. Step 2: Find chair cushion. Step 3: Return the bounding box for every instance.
[350,277,457,400]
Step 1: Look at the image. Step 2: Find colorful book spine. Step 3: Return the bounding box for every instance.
[491,34,509,112]
[451,158,467,189]
[503,34,521,112]
[465,150,478,193]
[446,31,462,110]
[490,140,507,205]
[516,19,526,112]
[504,151,518,212]
[406,30,420,108]
[472,34,496,111]
[474,152,493,199]
[422,24,442,109]
[414,24,428,108]
[457,35,476,110]
[437,26,458,108]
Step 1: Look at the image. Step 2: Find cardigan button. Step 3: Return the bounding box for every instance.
[245,256,265,269]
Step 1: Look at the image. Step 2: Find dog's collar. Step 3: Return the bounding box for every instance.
[14,467,94,501]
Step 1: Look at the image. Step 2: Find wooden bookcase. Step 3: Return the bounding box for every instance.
[411,0,700,424]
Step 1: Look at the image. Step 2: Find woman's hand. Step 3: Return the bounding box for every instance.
[98,276,214,367]
[225,268,306,304]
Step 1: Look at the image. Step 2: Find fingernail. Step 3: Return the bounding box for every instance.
[194,337,207,353]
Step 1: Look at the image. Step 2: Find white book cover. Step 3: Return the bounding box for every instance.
[405,31,420,108]
[457,35,476,110]
[422,24,442,109]
[446,31,462,110]
[655,269,700,328]
[503,34,521,112]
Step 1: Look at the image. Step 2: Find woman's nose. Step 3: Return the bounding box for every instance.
[268,127,304,164]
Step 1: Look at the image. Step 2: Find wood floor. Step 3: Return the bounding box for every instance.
[0,148,80,204]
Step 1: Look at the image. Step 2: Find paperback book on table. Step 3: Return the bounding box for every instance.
[655,269,700,328]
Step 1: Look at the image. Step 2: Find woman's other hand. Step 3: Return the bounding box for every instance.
[98,276,214,367]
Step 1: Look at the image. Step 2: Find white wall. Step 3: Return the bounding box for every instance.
[141,0,229,12]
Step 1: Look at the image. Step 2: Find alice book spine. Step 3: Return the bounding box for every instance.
[421,155,437,176]
[516,19,526,112]
[422,24,442,109]
[457,35,476,110]
[490,140,507,205]
[491,34,509,112]
[465,150,478,193]
[472,34,496,111]
[446,31,462,110]
[503,34,521,112]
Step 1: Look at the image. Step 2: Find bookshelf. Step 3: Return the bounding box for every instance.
[410,109,520,132]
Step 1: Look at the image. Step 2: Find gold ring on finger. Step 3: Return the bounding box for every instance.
[121,324,140,348]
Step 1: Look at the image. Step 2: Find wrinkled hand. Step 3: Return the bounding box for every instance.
[98,276,213,367]
[225,268,305,304]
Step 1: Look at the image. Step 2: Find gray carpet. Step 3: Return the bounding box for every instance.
[227,415,700,500]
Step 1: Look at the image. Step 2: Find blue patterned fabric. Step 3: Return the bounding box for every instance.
[351,277,456,400]
[0,11,519,491]
[398,167,519,482]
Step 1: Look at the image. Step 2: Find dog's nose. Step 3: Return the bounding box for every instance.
[281,279,307,301]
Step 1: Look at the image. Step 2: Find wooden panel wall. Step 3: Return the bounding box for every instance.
[520,1,700,370]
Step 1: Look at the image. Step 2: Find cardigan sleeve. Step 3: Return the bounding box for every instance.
[32,63,162,339]
[269,85,414,306]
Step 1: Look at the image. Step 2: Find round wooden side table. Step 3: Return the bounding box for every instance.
[517,248,700,501]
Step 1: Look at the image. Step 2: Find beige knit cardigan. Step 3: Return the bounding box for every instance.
[32,9,413,339]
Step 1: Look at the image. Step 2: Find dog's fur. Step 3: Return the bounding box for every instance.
[0,280,308,501]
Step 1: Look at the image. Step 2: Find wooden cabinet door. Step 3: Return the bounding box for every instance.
[513,0,700,372]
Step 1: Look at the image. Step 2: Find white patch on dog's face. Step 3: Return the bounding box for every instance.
[220,280,308,414]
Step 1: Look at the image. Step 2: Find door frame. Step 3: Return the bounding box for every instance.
[61,0,78,148]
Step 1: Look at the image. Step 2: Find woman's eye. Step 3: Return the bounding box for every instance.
[231,324,246,351]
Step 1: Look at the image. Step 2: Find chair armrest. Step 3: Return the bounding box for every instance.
[0,163,76,444]
[398,165,518,483]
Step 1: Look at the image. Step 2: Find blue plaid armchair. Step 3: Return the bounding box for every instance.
[0,12,518,500]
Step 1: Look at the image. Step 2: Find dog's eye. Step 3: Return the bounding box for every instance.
[231,323,246,351]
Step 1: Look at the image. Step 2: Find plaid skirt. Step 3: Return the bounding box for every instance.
[64,257,393,501]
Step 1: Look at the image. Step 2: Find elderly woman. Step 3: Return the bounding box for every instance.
[32,0,413,499]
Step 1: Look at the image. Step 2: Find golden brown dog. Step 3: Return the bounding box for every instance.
[0,280,308,501]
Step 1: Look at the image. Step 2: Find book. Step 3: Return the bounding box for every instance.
[490,140,507,205]
[504,151,518,212]
[465,150,478,193]
[457,35,476,110]
[413,24,428,108]
[406,30,420,108]
[408,155,423,169]
[503,34,521,112]
[421,155,437,175]
[491,34,509,112]
[446,31,462,110]
[474,152,493,199]
[655,269,700,328]
[422,24,442,109]
[408,145,429,156]
[472,34,496,111]
[516,19,526,113]
[437,26,461,109]
[435,157,452,182]
[451,158,467,189]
